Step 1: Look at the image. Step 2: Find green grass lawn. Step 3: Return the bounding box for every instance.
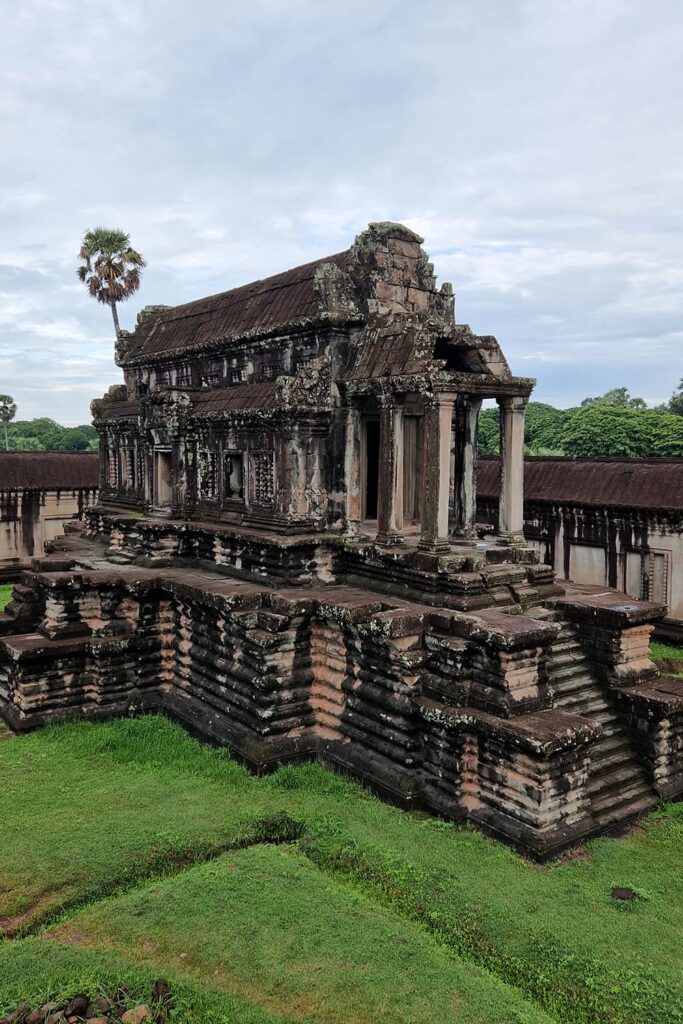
[1,717,681,1024]
[651,640,683,678]
[0,582,14,611]
[0,941,293,1024]
[47,845,551,1024]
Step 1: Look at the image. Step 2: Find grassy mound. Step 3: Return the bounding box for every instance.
[46,845,551,1024]
[0,713,681,1023]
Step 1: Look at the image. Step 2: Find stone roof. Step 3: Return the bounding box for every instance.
[192,382,279,414]
[477,456,683,512]
[0,452,99,490]
[344,316,437,380]
[99,399,141,420]
[122,251,349,363]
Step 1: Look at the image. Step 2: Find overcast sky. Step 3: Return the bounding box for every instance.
[1,0,682,425]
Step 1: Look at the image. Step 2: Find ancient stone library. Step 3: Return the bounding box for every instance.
[1,222,681,858]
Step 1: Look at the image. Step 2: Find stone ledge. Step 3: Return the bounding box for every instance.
[612,677,683,719]
[553,588,668,628]
[429,608,559,651]
[416,698,602,757]
[0,631,141,661]
[89,509,333,549]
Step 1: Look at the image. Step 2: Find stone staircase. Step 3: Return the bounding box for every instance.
[546,619,659,830]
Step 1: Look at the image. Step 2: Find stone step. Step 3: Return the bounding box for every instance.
[589,790,659,831]
[587,708,621,727]
[547,648,594,675]
[547,655,590,677]
[551,687,605,710]
[588,742,640,776]
[554,629,583,645]
[590,784,658,829]
[548,675,593,694]
[588,732,633,760]
[553,693,609,717]
[588,763,650,802]
[547,638,585,655]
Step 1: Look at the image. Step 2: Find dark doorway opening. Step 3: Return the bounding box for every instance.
[402,415,422,523]
[154,449,173,506]
[364,419,380,519]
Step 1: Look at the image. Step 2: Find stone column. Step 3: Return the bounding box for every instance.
[342,406,362,531]
[376,397,404,545]
[419,394,455,552]
[497,395,526,541]
[452,396,482,538]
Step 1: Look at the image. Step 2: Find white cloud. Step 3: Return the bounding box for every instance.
[0,0,681,423]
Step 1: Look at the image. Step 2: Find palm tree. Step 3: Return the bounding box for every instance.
[77,228,146,335]
[0,395,16,451]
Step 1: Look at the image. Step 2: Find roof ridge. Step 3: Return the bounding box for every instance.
[156,249,349,323]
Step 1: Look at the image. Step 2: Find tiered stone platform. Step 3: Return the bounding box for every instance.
[0,521,681,859]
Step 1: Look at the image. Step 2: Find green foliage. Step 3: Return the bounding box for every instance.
[77,227,146,333]
[0,395,17,450]
[0,395,17,424]
[478,407,499,453]
[523,402,568,452]
[8,435,43,450]
[6,418,98,452]
[560,405,683,457]
[581,387,646,409]
[651,641,683,662]
[668,379,683,417]
[0,584,13,611]
[479,387,683,458]
[1,717,683,1023]
[478,402,569,456]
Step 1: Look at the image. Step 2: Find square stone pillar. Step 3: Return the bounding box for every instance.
[419,394,455,552]
[452,396,482,538]
[342,406,362,531]
[376,398,404,545]
[497,395,526,541]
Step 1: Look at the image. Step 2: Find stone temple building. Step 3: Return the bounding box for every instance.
[0,222,681,858]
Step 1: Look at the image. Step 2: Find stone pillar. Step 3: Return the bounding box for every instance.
[497,395,526,541]
[342,407,362,531]
[376,397,404,545]
[452,396,482,538]
[419,394,455,552]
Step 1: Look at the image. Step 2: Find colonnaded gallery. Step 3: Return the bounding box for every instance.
[0,222,681,858]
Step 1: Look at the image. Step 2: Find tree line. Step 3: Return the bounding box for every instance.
[0,399,97,452]
[479,383,683,458]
